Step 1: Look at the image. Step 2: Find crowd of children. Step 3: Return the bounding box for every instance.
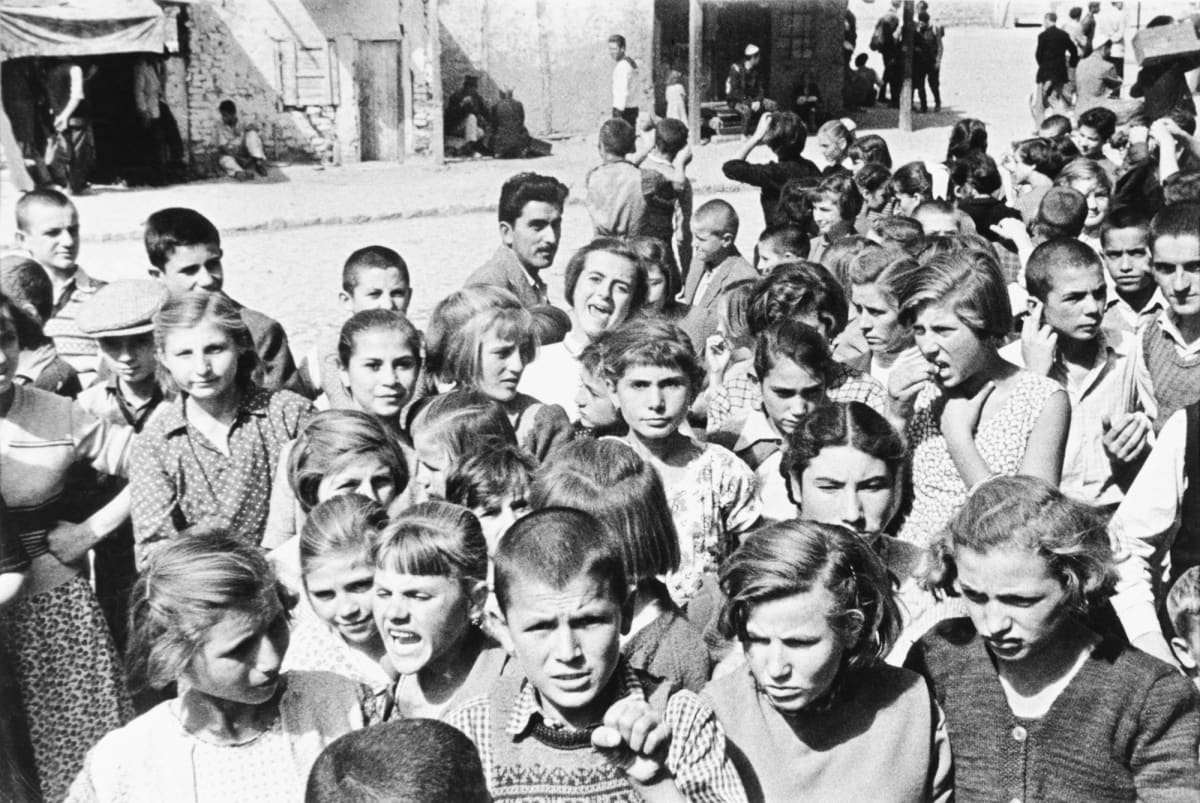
[3,85,1200,802]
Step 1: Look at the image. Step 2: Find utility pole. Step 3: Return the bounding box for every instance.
[899,0,914,132]
[688,0,702,145]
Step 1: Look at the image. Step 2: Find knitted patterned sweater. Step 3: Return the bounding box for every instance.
[906,618,1200,802]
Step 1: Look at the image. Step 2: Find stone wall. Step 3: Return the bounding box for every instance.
[439,0,655,137]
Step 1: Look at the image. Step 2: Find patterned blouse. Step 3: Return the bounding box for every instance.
[897,371,1064,547]
[130,387,312,567]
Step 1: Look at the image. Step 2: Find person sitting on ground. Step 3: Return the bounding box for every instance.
[446,507,748,801]
[215,99,268,180]
[445,75,489,157]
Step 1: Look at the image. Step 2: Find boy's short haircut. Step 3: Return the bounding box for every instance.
[599,118,636,157]
[342,245,410,293]
[1035,186,1087,240]
[1069,6,1083,20]
[1149,203,1200,249]
[218,99,237,116]
[758,223,811,260]
[693,199,739,237]
[14,187,74,232]
[562,237,648,309]
[950,152,1003,195]
[1100,207,1150,243]
[854,53,868,67]
[444,444,536,511]
[530,304,571,345]
[1039,114,1073,140]
[1025,238,1104,301]
[144,207,221,269]
[1166,566,1200,641]
[0,255,53,322]
[497,173,569,226]
[608,34,626,49]
[1078,107,1117,143]
[753,317,834,386]
[869,216,925,253]
[305,718,490,803]
[493,507,628,615]
[654,118,689,161]
[598,317,705,395]
[747,260,849,338]
[1163,170,1200,207]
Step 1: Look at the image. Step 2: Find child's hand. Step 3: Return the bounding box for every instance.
[888,350,935,415]
[46,521,95,567]
[752,112,773,141]
[1102,412,1151,464]
[1150,118,1182,147]
[705,334,731,381]
[591,697,673,785]
[1020,299,1058,377]
[940,381,995,440]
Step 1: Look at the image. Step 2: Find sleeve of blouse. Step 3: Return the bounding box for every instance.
[129,428,180,568]
[1129,672,1200,800]
[72,401,133,478]
[263,441,298,551]
[717,448,761,537]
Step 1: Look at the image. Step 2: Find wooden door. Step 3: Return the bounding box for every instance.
[357,40,402,161]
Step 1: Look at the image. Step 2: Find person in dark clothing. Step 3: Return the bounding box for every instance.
[951,152,1021,254]
[1130,16,1200,125]
[1035,13,1079,121]
[722,111,820,226]
[489,89,533,159]
[871,0,902,106]
[727,44,772,134]
[445,75,489,156]
[0,58,50,188]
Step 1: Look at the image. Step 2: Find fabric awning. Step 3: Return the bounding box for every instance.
[0,0,165,60]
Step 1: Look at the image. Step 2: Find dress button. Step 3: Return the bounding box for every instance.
[1011,725,1027,742]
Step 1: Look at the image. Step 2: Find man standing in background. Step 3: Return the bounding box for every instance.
[609,34,639,126]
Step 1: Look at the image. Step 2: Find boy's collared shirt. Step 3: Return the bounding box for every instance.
[43,265,104,384]
[77,374,164,432]
[710,407,794,522]
[1000,332,1137,507]
[448,657,748,803]
[679,251,756,353]
[1132,308,1200,424]
[1103,286,1167,340]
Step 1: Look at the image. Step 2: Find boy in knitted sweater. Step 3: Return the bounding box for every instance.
[447,507,746,803]
[1132,204,1200,432]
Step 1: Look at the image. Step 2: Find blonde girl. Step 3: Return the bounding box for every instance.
[426,285,572,461]
[130,291,313,564]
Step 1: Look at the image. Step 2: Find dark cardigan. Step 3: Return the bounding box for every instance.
[906,618,1200,803]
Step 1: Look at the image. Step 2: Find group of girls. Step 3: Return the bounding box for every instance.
[3,103,1200,802]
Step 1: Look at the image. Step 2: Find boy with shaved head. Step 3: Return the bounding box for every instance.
[679,199,756,352]
[447,507,747,802]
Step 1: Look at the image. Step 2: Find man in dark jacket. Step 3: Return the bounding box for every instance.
[1036,13,1079,121]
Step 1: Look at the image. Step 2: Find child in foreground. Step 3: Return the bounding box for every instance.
[907,476,1200,802]
[447,507,748,802]
[702,520,952,802]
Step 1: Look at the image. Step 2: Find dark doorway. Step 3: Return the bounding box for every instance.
[86,53,183,186]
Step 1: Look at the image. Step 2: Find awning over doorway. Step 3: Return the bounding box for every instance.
[0,0,165,60]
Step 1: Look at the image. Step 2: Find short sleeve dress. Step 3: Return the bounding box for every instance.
[898,371,1064,547]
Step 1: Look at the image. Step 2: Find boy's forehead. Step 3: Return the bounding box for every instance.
[22,202,77,230]
[1102,225,1148,246]
[355,265,408,288]
[504,570,620,614]
[1047,262,1105,291]
[1153,233,1200,260]
[163,242,221,269]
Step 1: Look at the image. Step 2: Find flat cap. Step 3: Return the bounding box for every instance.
[76,279,169,337]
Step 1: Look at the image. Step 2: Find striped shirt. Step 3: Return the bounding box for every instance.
[43,266,105,386]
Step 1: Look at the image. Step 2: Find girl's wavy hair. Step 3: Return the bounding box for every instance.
[424,285,536,387]
[923,475,1117,613]
[153,290,259,397]
[289,409,409,512]
[300,493,389,576]
[372,500,489,585]
[890,161,934,199]
[899,249,1012,341]
[126,532,292,692]
[719,520,900,673]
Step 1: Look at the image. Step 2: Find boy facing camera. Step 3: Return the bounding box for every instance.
[447,507,746,802]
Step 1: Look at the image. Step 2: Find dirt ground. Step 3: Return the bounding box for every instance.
[34,26,1059,359]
